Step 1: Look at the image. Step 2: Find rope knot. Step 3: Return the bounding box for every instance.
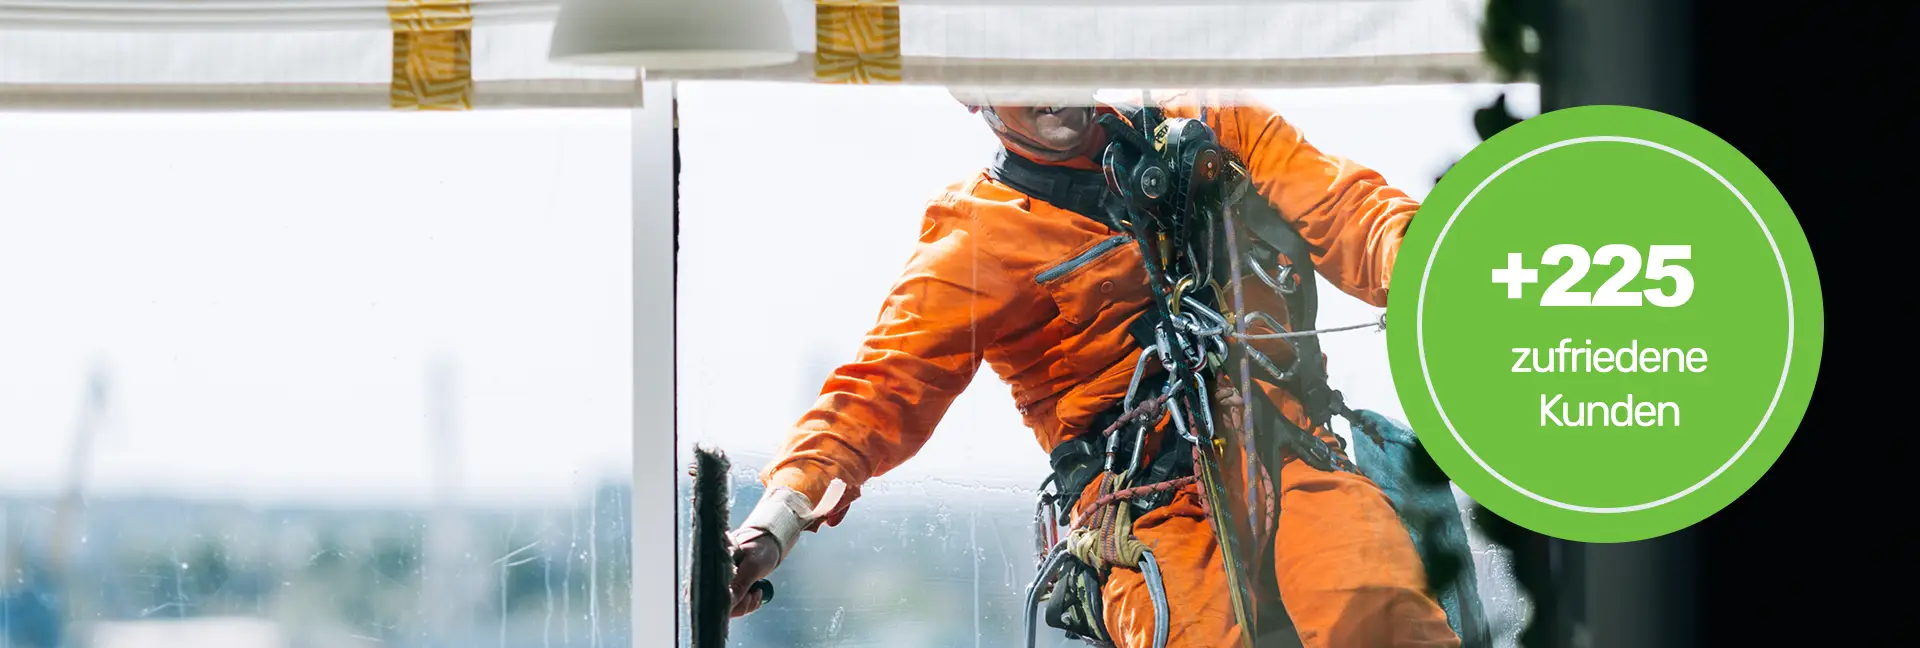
[1064,526,1147,574]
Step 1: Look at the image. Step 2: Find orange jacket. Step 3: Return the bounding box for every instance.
[762,90,1418,520]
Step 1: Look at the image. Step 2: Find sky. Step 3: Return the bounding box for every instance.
[0,81,1539,507]
[0,110,635,507]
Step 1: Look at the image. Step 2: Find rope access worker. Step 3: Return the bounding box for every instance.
[724,88,1460,648]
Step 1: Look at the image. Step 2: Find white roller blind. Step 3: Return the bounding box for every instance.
[0,0,637,110]
[658,0,1493,88]
[0,0,1492,111]
[0,0,554,31]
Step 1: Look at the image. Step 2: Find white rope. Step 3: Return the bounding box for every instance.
[1232,312,1387,340]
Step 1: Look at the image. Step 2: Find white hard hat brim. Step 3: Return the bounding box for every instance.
[946,85,1103,108]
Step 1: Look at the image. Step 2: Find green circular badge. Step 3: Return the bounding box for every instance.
[1387,105,1823,543]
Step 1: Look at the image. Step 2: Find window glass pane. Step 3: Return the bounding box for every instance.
[1,111,634,648]
[675,83,1536,648]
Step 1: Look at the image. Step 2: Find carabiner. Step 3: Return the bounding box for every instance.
[1240,311,1295,340]
[1247,253,1297,295]
[1024,543,1075,648]
[1190,370,1217,445]
[1169,275,1196,315]
[1140,550,1172,648]
[1103,420,1125,473]
[1167,397,1196,444]
[1179,296,1229,337]
[1032,474,1061,565]
[1241,341,1299,384]
[1124,345,1162,411]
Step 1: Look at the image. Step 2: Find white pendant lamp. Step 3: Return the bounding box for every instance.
[548,0,798,70]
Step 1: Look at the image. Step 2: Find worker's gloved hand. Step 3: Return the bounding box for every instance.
[726,527,781,617]
[727,485,818,618]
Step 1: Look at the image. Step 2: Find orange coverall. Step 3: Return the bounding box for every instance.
[761,90,1459,648]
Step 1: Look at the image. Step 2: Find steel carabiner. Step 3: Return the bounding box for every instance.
[1024,543,1075,648]
[1140,550,1172,648]
[1179,296,1230,337]
[1247,253,1298,295]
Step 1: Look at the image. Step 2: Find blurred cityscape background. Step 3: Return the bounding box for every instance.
[1,110,635,648]
[675,454,1528,648]
[2,364,634,648]
[3,481,633,648]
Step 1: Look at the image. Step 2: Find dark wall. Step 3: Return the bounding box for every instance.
[1526,2,1872,646]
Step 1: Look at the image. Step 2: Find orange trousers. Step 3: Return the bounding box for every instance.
[1095,439,1461,648]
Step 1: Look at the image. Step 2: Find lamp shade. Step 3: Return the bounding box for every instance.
[548,0,797,71]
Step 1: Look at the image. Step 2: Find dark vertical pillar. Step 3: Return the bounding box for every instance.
[1525,1,1703,646]
[1543,0,1696,118]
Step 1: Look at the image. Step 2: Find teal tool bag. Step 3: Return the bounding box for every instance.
[1349,409,1495,648]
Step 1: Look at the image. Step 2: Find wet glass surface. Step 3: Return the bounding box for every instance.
[1,110,634,648]
[674,83,1539,647]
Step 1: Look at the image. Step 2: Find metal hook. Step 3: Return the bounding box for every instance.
[1180,297,1229,335]
[1103,421,1125,473]
[1140,550,1172,648]
[1190,371,1217,445]
[1167,398,1195,444]
[1172,312,1225,339]
[1238,310,1302,374]
[1127,416,1150,482]
[1153,325,1179,375]
[1024,543,1075,648]
[1153,374,1198,445]
[1123,345,1161,411]
[1247,253,1297,295]
[1240,311,1291,338]
[1169,276,1196,316]
[1032,499,1056,565]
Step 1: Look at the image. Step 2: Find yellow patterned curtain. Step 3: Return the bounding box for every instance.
[814,0,901,84]
[390,0,474,110]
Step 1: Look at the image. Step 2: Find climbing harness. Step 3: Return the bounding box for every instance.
[997,99,1497,647]
[1004,101,1397,648]
[1026,393,1180,648]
